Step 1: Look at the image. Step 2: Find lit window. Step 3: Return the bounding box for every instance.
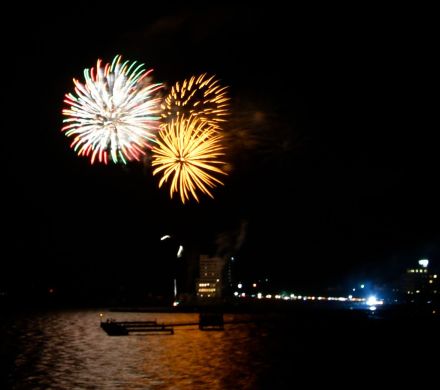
[198,288,217,293]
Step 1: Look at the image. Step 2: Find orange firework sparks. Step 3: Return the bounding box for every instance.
[152,116,227,203]
[161,74,229,130]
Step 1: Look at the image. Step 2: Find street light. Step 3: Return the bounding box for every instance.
[160,234,183,304]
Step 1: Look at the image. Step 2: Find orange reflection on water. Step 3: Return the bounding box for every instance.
[4,311,268,389]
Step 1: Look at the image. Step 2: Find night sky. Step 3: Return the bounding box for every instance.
[2,5,438,299]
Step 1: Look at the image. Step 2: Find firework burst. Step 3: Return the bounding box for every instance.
[62,55,162,164]
[152,116,227,203]
[161,74,229,129]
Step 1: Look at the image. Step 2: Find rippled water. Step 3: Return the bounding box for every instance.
[1,308,438,389]
[1,311,277,389]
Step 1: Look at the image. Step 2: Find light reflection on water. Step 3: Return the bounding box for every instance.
[2,311,269,389]
[2,308,438,388]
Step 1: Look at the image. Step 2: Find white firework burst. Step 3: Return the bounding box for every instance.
[62,55,162,164]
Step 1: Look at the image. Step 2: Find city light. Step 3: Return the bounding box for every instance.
[366,296,383,306]
[418,259,429,268]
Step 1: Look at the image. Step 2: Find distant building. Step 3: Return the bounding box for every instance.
[223,256,236,298]
[401,259,438,304]
[196,255,226,300]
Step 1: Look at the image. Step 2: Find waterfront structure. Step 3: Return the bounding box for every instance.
[196,255,226,299]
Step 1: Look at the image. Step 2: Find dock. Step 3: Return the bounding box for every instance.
[99,313,241,335]
[100,319,174,335]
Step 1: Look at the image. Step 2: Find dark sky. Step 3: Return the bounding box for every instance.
[2,5,438,296]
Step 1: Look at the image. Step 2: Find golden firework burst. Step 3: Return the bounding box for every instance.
[152,116,227,203]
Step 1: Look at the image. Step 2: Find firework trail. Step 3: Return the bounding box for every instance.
[152,116,227,203]
[62,55,162,164]
[161,74,229,129]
